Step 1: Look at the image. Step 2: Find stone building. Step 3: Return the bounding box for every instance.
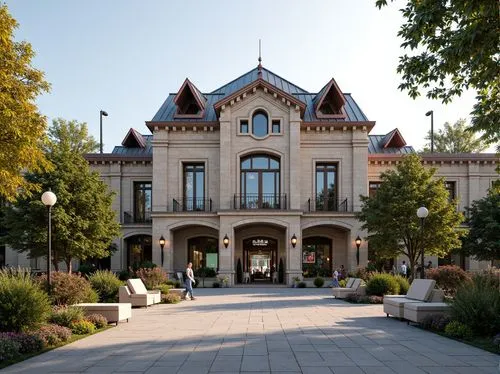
[2,64,498,283]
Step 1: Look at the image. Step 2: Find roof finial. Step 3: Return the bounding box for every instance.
[258,39,262,76]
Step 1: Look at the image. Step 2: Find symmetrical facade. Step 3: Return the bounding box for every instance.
[3,64,498,282]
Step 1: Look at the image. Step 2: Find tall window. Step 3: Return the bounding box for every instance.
[316,163,338,210]
[240,154,280,209]
[252,110,268,137]
[134,182,152,223]
[445,181,456,203]
[369,182,382,198]
[188,237,218,271]
[184,163,205,211]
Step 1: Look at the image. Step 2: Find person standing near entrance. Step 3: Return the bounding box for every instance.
[330,268,339,287]
[400,261,408,278]
[185,262,196,300]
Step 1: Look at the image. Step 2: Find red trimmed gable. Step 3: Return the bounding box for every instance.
[122,128,146,148]
[173,78,206,118]
[314,78,346,119]
[383,129,407,148]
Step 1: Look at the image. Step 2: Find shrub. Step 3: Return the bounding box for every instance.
[451,272,500,336]
[367,295,383,304]
[70,320,95,335]
[133,267,167,289]
[212,282,220,288]
[421,314,451,331]
[40,272,98,305]
[278,258,284,284]
[131,261,156,272]
[194,267,217,278]
[344,294,358,303]
[338,279,347,288]
[313,277,324,288]
[445,321,473,340]
[393,275,409,295]
[0,337,21,362]
[88,270,122,302]
[0,268,51,332]
[351,267,374,281]
[297,282,306,288]
[0,332,43,354]
[49,306,85,328]
[426,265,471,296]
[118,270,131,281]
[157,284,172,295]
[76,263,96,277]
[366,274,399,296]
[33,324,72,346]
[236,259,243,284]
[162,293,181,304]
[86,314,108,329]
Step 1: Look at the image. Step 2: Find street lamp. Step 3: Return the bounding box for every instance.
[41,191,57,291]
[355,236,362,266]
[425,110,434,153]
[159,235,165,266]
[291,234,297,248]
[99,110,108,153]
[417,206,429,279]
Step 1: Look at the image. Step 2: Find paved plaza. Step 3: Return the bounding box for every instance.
[2,288,499,374]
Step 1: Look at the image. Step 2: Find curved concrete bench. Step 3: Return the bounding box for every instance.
[75,303,132,325]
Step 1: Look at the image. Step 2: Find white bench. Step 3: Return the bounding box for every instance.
[75,303,132,325]
[404,302,450,324]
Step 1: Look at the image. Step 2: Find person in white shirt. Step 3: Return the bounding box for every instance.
[185,262,196,300]
[331,269,340,287]
[400,261,408,278]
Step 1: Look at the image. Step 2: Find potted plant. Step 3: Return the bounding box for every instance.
[292,276,301,288]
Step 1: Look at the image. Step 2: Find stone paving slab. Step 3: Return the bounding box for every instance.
[1,288,498,374]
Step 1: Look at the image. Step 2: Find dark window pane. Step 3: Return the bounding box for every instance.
[134,182,152,222]
[272,120,280,133]
[240,120,248,134]
[252,112,268,137]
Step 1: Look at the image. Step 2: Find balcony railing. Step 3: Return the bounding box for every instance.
[308,196,350,212]
[233,193,287,210]
[123,211,152,224]
[173,198,213,212]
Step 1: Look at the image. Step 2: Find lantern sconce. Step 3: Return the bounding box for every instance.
[291,233,297,248]
[223,234,229,248]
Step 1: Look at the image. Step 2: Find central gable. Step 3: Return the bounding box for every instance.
[214,78,306,117]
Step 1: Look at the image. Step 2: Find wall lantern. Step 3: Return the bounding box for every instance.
[159,235,166,266]
[355,235,362,266]
[223,234,230,248]
[291,233,297,248]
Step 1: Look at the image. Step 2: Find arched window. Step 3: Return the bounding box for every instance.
[252,110,268,137]
[240,154,280,209]
[188,237,218,271]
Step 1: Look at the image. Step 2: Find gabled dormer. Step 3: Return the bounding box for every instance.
[313,78,346,119]
[122,128,146,148]
[382,129,407,148]
[173,78,206,118]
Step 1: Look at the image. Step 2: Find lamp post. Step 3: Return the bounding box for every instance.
[99,110,108,153]
[417,206,429,279]
[291,234,297,248]
[41,191,57,291]
[425,110,434,153]
[355,236,362,266]
[159,235,165,266]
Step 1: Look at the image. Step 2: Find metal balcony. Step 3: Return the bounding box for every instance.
[233,193,287,210]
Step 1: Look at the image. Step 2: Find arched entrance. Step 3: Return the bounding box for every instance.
[243,237,278,283]
[125,235,152,268]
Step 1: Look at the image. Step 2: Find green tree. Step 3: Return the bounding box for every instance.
[461,188,500,263]
[357,154,463,279]
[422,119,488,153]
[376,0,500,145]
[0,5,52,201]
[1,119,121,272]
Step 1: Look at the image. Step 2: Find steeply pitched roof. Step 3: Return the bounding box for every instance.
[122,128,146,148]
[368,130,414,154]
[112,134,152,156]
[382,128,407,148]
[149,65,370,125]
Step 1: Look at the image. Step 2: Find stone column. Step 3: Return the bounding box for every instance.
[351,127,369,212]
[152,129,169,212]
[218,218,234,286]
[286,218,302,284]
[219,109,232,209]
[289,108,301,209]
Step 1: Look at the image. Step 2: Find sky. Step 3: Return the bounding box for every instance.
[6,0,492,153]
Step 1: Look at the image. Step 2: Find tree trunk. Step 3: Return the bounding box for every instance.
[65,258,72,274]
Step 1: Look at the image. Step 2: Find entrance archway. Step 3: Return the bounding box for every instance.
[243,237,278,282]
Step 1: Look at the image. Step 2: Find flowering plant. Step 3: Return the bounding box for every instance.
[217,275,229,286]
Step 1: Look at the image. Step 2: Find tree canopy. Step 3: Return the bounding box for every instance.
[1,119,121,272]
[422,119,488,153]
[461,187,500,262]
[376,0,500,145]
[0,5,51,201]
[357,154,463,278]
